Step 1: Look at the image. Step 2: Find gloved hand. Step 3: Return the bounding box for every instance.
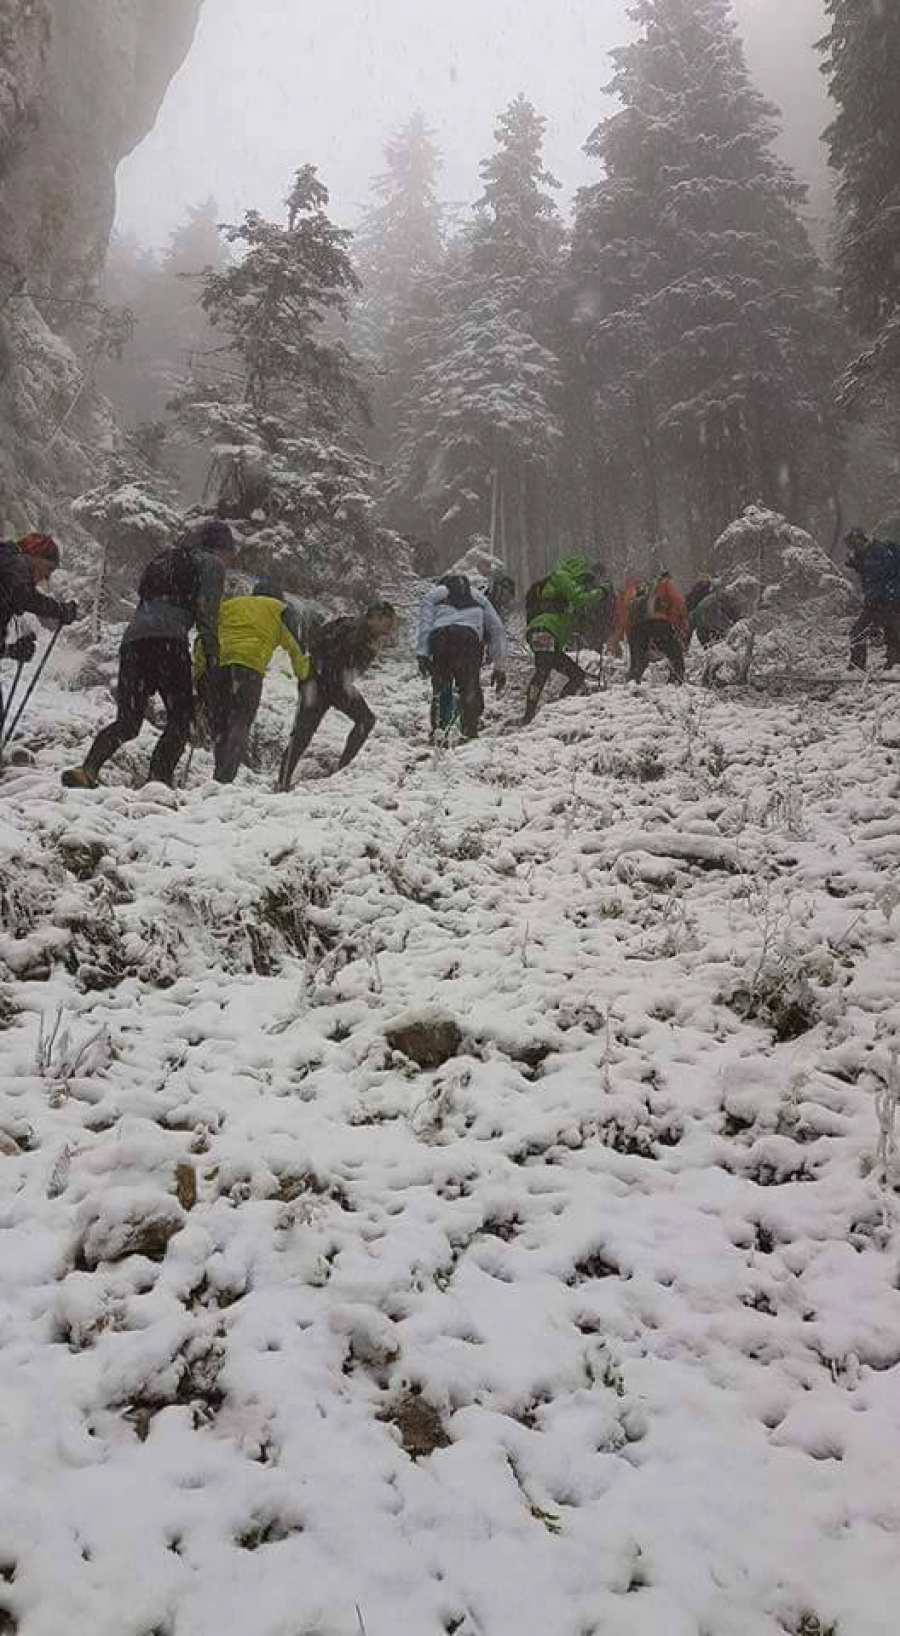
[58,601,79,627]
[418,656,433,679]
[491,669,507,694]
[6,632,36,664]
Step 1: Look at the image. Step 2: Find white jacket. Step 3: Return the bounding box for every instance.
[417,584,507,666]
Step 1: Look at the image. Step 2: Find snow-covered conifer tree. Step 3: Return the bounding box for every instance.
[354,112,445,467]
[571,0,843,557]
[173,169,400,599]
[390,96,564,584]
[822,0,900,404]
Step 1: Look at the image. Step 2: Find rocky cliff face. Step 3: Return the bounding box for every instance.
[1,0,202,294]
[0,0,202,533]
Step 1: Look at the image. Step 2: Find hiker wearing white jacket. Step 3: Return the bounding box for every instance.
[417,573,507,740]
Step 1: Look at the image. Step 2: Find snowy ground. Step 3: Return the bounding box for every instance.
[2,633,900,1636]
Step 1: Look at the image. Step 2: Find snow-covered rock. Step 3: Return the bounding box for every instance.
[0,0,203,540]
[712,504,853,614]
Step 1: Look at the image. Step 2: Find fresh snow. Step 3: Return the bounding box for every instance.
[1,635,900,1636]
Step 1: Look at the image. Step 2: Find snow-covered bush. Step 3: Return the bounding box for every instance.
[711,505,852,614]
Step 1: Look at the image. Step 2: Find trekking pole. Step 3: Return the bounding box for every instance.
[0,623,64,755]
[0,656,27,745]
[181,738,196,788]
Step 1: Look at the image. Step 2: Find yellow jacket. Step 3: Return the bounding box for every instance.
[194,595,311,682]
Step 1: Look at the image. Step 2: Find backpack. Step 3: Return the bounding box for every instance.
[525,573,572,626]
[525,576,549,627]
[861,539,900,601]
[286,600,326,655]
[138,544,201,621]
[628,585,651,627]
[577,581,615,648]
[440,572,477,611]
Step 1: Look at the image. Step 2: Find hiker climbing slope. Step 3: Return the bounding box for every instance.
[845,528,900,671]
[613,569,688,684]
[0,533,78,741]
[523,558,613,724]
[278,602,397,789]
[686,574,741,649]
[62,520,235,789]
[417,573,507,740]
[195,581,311,784]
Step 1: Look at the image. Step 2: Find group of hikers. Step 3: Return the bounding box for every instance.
[1,520,899,790]
[0,523,398,788]
[416,554,742,737]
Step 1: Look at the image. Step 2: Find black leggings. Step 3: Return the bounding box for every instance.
[850,603,900,670]
[524,646,587,722]
[628,619,685,684]
[84,637,194,786]
[430,625,484,739]
[204,664,264,784]
[278,674,375,789]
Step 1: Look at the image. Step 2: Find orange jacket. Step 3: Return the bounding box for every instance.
[608,577,644,655]
[653,576,690,645]
[609,575,690,653]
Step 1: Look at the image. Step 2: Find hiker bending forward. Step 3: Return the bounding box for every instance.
[63,521,234,789]
[0,533,77,735]
[417,574,507,740]
[278,603,396,789]
[845,528,900,671]
[523,558,613,724]
[195,582,311,784]
[612,571,688,685]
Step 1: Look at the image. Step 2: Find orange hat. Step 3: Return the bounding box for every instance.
[19,533,60,567]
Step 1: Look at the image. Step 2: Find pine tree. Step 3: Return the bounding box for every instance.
[174,170,402,599]
[822,0,900,400]
[164,196,225,280]
[357,112,444,331]
[571,0,842,556]
[355,112,445,465]
[390,97,564,583]
[98,202,229,432]
[198,166,363,425]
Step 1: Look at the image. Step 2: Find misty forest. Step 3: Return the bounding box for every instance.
[2,2,900,1634]
[79,0,895,600]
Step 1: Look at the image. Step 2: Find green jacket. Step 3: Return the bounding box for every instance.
[527,558,611,650]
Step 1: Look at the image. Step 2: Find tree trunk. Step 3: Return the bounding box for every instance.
[634,381,661,549]
[490,465,501,559]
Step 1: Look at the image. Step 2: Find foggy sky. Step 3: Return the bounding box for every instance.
[116,0,830,251]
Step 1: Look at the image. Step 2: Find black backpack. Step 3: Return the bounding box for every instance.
[138,544,201,621]
[629,585,651,627]
[440,573,477,610]
[525,574,556,626]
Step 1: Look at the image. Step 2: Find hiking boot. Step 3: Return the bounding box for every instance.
[61,766,99,790]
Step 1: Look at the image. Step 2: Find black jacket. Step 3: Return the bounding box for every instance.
[0,541,67,649]
[313,616,381,682]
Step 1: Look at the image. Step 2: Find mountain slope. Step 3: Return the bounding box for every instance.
[0,647,899,1636]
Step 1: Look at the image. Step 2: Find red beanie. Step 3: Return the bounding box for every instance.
[19,533,60,566]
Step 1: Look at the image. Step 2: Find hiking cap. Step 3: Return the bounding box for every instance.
[19,533,60,566]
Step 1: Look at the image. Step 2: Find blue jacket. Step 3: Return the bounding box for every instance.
[849,539,900,605]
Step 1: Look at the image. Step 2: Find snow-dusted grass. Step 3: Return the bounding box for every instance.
[1,644,900,1636]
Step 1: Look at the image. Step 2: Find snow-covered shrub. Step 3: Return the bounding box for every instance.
[711,505,852,615]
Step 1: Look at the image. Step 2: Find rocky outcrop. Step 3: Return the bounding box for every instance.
[0,0,203,296]
[0,0,203,537]
[711,505,852,614]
